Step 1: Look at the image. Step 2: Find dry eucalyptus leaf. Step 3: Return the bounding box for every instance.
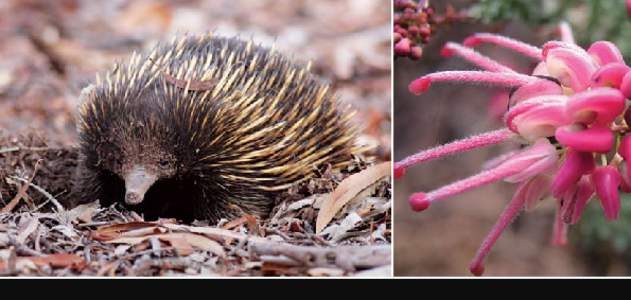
[17,217,39,244]
[319,212,363,242]
[307,267,345,277]
[106,232,226,257]
[315,161,390,234]
[159,233,226,257]
[67,201,99,223]
[91,222,158,241]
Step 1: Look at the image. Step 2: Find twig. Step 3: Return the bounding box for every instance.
[11,176,65,212]
[0,146,50,154]
[1,160,41,213]
[250,242,391,271]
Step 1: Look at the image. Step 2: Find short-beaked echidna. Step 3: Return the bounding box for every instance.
[74,34,363,222]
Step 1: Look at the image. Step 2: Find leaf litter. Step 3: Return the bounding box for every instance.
[0,132,390,276]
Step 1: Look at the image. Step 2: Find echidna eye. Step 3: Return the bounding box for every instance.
[159,159,169,167]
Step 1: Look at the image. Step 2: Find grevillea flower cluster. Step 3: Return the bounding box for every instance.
[393,0,434,60]
[395,24,631,275]
[394,0,462,60]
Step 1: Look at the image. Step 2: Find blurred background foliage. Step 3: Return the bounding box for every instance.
[471,0,631,58]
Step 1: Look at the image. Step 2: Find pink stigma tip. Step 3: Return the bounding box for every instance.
[463,37,480,48]
[441,47,454,57]
[393,164,406,179]
[469,264,485,277]
[409,77,431,95]
[409,193,431,212]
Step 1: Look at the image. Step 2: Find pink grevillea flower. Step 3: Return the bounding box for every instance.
[397,25,631,275]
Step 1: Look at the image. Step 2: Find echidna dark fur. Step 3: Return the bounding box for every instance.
[74,33,363,222]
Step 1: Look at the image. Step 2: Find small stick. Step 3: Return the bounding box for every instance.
[250,242,391,271]
[1,160,42,213]
[0,146,50,154]
[11,176,65,212]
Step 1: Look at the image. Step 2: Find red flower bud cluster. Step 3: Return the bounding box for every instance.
[394,1,463,60]
[393,0,434,60]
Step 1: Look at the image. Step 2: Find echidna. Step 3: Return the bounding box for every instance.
[74,33,363,222]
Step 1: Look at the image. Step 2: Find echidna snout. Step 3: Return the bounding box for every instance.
[124,165,158,205]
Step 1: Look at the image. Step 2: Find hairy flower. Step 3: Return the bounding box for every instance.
[397,23,631,275]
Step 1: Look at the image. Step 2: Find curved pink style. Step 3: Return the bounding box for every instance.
[591,63,630,88]
[463,33,543,60]
[408,71,538,95]
[545,47,597,92]
[441,42,515,73]
[620,71,631,98]
[588,41,624,66]
[555,125,614,153]
[396,128,514,175]
[558,21,575,44]
[469,182,528,276]
[504,95,569,141]
[542,40,589,59]
[508,79,563,106]
[565,87,625,125]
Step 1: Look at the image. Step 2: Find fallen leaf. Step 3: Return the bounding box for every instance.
[319,212,363,242]
[0,233,8,247]
[288,195,325,211]
[51,225,79,239]
[106,233,225,257]
[222,215,258,234]
[315,161,391,234]
[91,222,158,241]
[160,223,268,244]
[352,265,392,277]
[307,267,345,277]
[5,254,86,271]
[120,226,166,238]
[222,216,249,230]
[114,245,131,256]
[29,254,85,268]
[67,201,99,223]
[17,217,39,244]
[165,233,225,257]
